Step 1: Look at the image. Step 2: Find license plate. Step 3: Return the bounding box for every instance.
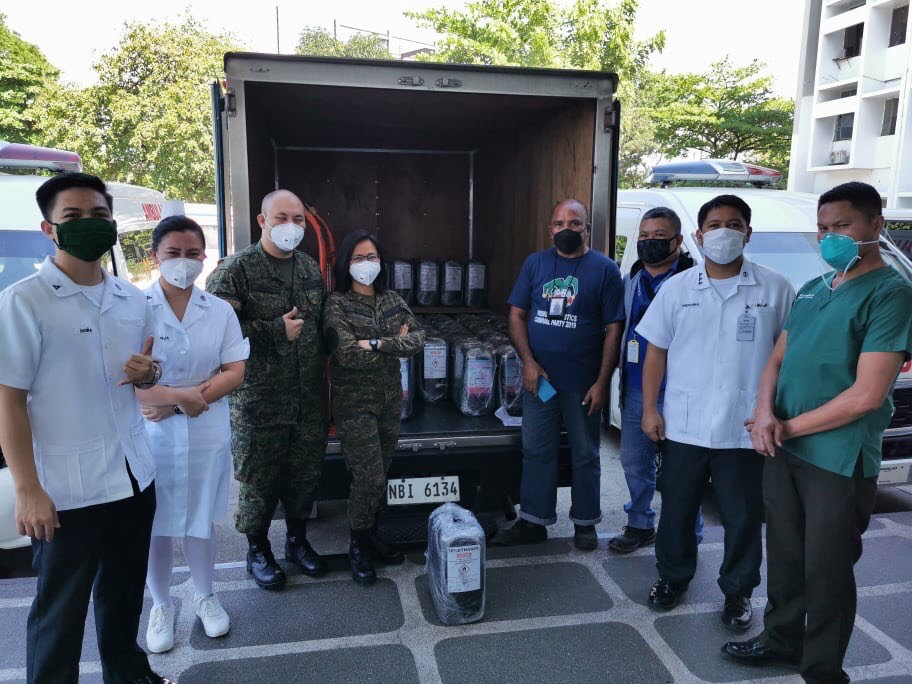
[387,476,460,505]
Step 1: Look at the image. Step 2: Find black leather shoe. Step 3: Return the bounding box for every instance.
[647,578,687,610]
[492,519,547,546]
[369,532,405,565]
[285,534,328,577]
[350,529,376,585]
[721,637,800,665]
[573,524,598,551]
[721,595,753,631]
[608,526,656,553]
[246,538,286,590]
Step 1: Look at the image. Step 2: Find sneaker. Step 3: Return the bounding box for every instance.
[573,524,598,551]
[146,604,175,653]
[607,526,656,554]
[492,518,547,546]
[195,594,230,638]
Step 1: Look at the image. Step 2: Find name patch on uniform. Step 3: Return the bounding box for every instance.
[74,327,95,334]
[681,302,700,308]
[797,293,815,300]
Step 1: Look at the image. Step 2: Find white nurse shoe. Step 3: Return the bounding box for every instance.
[146,603,175,653]
[195,594,230,638]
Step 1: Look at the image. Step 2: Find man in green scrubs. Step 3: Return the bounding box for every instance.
[722,181,912,683]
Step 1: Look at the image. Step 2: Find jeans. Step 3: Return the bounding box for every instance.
[519,389,602,526]
[620,386,704,540]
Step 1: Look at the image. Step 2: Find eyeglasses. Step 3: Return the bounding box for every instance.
[549,219,586,231]
[351,254,380,264]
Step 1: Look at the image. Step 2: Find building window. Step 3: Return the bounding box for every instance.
[890,6,908,47]
[834,112,855,141]
[843,23,864,57]
[840,88,858,98]
[881,98,899,135]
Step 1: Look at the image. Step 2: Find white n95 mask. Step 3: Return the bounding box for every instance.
[160,258,204,289]
[701,227,746,265]
[350,261,382,286]
[269,222,305,251]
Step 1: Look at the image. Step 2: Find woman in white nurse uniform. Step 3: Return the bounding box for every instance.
[135,216,248,654]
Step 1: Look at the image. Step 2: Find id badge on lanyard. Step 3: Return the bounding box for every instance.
[548,295,566,320]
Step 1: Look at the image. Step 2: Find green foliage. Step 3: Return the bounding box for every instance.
[0,13,59,142]
[29,15,238,202]
[647,58,794,164]
[296,26,391,59]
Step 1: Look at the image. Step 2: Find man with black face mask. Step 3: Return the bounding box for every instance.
[496,199,624,549]
[608,207,698,554]
[0,173,171,683]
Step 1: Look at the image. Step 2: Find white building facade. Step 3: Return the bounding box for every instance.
[789,0,912,207]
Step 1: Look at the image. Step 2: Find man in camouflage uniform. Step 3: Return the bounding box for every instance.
[206,189,328,590]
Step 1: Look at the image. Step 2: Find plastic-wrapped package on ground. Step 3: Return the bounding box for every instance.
[496,345,524,416]
[426,503,486,625]
[441,260,465,307]
[452,340,495,416]
[418,337,449,403]
[417,260,441,306]
[464,260,487,308]
[392,260,414,305]
[400,357,415,420]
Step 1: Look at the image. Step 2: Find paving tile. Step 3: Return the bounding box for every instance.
[406,538,571,566]
[603,546,768,607]
[1,598,180,669]
[435,622,672,684]
[416,561,612,625]
[0,577,35,600]
[860,677,912,683]
[179,645,419,683]
[858,591,912,650]
[655,610,891,683]
[189,579,403,649]
[856,537,912,587]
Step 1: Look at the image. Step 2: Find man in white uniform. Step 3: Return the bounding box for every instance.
[0,173,170,683]
[638,194,794,630]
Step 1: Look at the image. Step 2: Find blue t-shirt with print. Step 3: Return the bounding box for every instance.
[508,248,624,393]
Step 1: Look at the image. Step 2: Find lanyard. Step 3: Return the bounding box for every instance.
[631,269,671,328]
[550,249,585,298]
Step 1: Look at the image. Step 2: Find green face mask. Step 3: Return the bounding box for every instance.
[52,218,118,262]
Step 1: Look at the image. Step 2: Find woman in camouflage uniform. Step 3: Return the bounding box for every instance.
[324,231,425,585]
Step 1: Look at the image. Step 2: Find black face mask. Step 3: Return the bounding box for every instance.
[636,237,676,265]
[554,228,584,254]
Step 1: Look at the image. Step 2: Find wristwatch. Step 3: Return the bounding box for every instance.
[173,405,184,415]
[135,361,162,389]
[369,339,379,351]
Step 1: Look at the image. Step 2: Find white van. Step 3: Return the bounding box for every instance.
[0,149,166,550]
[610,184,912,488]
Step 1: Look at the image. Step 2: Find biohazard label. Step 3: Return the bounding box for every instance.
[447,544,481,593]
[424,343,447,379]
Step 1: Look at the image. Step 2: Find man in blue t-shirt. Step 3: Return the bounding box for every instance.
[496,198,624,550]
[608,207,700,554]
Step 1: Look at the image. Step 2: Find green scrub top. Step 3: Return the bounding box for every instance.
[775,266,912,477]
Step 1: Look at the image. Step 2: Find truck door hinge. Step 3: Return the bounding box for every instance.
[435,77,462,89]
[398,76,425,87]
[604,108,617,130]
[224,89,237,117]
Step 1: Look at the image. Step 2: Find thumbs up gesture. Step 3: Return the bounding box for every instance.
[120,335,158,386]
[283,306,304,341]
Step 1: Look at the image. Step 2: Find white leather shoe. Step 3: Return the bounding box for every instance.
[195,594,230,638]
[146,604,175,653]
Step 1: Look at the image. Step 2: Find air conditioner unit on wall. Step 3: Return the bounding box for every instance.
[830,150,850,165]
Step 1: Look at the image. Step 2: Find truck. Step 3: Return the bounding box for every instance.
[211,53,620,539]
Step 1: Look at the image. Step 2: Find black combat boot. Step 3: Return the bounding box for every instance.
[285,518,327,577]
[349,529,376,585]
[246,535,286,590]
[370,525,405,565]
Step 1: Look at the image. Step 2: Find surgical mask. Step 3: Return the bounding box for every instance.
[818,232,878,273]
[268,222,305,251]
[159,257,204,289]
[701,227,745,265]
[52,218,117,262]
[350,261,381,286]
[636,237,676,264]
[554,228,583,254]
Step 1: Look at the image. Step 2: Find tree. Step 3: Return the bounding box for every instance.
[407,0,664,186]
[0,13,58,142]
[647,58,794,164]
[30,15,238,202]
[296,27,391,59]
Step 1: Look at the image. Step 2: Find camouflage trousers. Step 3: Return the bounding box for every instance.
[333,381,402,531]
[231,418,328,536]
